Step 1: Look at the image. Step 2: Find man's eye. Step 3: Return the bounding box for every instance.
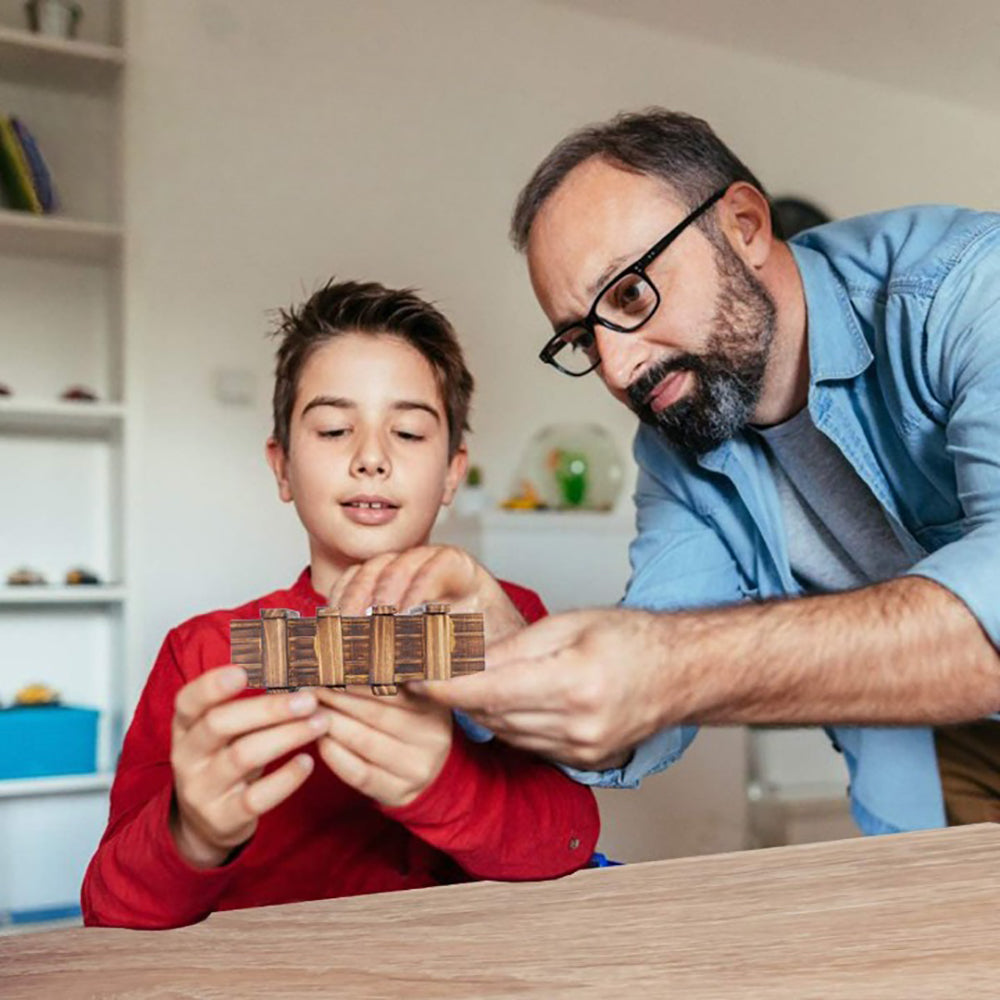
[318,428,348,438]
[608,274,654,315]
[396,430,425,442]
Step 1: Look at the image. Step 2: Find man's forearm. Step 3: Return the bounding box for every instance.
[660,575,1000,726]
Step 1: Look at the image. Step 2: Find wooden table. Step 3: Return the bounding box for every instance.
[3,825,997,999]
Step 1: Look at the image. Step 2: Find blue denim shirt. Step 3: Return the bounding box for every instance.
[559,205,1000,835]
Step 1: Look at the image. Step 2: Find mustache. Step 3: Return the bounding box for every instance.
[627,353,707,412]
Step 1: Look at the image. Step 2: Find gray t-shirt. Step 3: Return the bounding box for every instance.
[754,409,913,593]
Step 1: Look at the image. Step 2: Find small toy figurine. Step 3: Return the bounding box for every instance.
[14,682,61,706]
[60,385,99,402]
[501,479,547,510]
[66,567,101,585]
[6,566,47,586]
[230,604,485,695]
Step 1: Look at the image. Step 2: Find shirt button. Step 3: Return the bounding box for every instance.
[568,837,580,850]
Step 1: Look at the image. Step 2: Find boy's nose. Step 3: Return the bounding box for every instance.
[350,435,390,477]
[351,454,389,476]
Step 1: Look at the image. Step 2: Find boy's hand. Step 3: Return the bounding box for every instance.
[328,544,525,642]
[314,687,453,809]
[169,666,329,869]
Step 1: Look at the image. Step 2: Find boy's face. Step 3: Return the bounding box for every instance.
[266,333,467,594]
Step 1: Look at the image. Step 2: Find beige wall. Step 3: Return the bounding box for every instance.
[123,0,1000,859]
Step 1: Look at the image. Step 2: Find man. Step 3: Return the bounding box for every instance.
[417,108,1000,833]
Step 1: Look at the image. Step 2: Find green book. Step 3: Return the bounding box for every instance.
[0,115,44,214]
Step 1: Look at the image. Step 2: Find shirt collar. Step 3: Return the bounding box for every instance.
[789,241,873,385]
[695,242,872,474]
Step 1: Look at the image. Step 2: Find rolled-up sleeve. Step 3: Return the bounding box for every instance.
[904,235,1000,647]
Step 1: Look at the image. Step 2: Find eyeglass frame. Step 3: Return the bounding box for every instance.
[537,185,730,377]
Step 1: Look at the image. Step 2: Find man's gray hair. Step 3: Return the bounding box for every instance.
[509,108,772,251]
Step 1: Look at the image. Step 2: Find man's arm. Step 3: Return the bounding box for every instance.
[416,576,1000,769]
[418,235,1000,769]
[658,575,1000,726]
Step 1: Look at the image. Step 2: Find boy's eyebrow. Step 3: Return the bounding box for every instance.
[392,400,441,422]
[301,396,441,421]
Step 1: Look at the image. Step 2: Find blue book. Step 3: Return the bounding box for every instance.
[10,116,57,213]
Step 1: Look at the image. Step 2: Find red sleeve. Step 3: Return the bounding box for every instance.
[385,579,598,880]
[382,726,599,880]
[81,629,249,929]
[497,578,547,625]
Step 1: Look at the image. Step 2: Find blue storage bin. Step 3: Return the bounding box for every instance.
[0,706,99,780]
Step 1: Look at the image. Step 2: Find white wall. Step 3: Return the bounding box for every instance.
[125,0,1000,670]
[121,0,1000,859]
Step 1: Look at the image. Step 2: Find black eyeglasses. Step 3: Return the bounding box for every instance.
[538,186,729,377]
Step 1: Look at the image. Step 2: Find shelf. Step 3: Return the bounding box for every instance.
[0,397,125,434]
[445,507,634,534]
[0,771,113,799]
[0,25,123,90]
[0,585,126,606]
[0,210,122,263]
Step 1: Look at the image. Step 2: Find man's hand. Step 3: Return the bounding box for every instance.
[328,545,525,642]
[413,608,666,770]
[169,666,329,869]
[415,577,1000,768]
[314,687,453,808]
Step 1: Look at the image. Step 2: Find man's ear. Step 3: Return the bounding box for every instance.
[719,182,774,269]
[265,436,294,503]
[441,442,469,506]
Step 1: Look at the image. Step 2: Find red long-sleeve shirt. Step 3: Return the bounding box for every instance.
[82,569,599,929]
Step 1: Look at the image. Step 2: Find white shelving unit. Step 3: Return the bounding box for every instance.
[0,208,121,260]
[0,0,129,925]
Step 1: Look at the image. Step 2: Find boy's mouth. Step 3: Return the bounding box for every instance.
[340,496,400,526]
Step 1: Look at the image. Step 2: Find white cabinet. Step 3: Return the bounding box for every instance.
[0,0,129,924]
[434,508,635,612]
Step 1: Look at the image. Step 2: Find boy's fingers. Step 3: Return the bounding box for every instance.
[173,666,247,732]
[207,713,329,789]
[318,736,408,804]
[331,552,399,615]
[369,548,442,610]
[315,687,422,730]
[326,563,361,609]
[182,689,320,758]
[325,708,408,772]
[242,753,315,816]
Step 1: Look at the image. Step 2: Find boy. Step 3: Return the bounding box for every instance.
[82,280,599,929]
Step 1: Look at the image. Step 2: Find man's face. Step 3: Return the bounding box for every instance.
[526,158,776,455]
[267,333,466,589]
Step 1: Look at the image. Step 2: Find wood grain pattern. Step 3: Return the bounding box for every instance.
[260,607,297,689]
[314,607,344,687]
[3,825,998,998]
[424,603,452,682]
[369,605,397,695]
[229,606,485,692]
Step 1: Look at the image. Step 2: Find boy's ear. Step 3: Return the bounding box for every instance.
[441,443,469,506]
[265,436,294,503]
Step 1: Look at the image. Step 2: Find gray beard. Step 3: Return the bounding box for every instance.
[627,239,777,456]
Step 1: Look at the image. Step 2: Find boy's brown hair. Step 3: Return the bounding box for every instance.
[271,280,474,458]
